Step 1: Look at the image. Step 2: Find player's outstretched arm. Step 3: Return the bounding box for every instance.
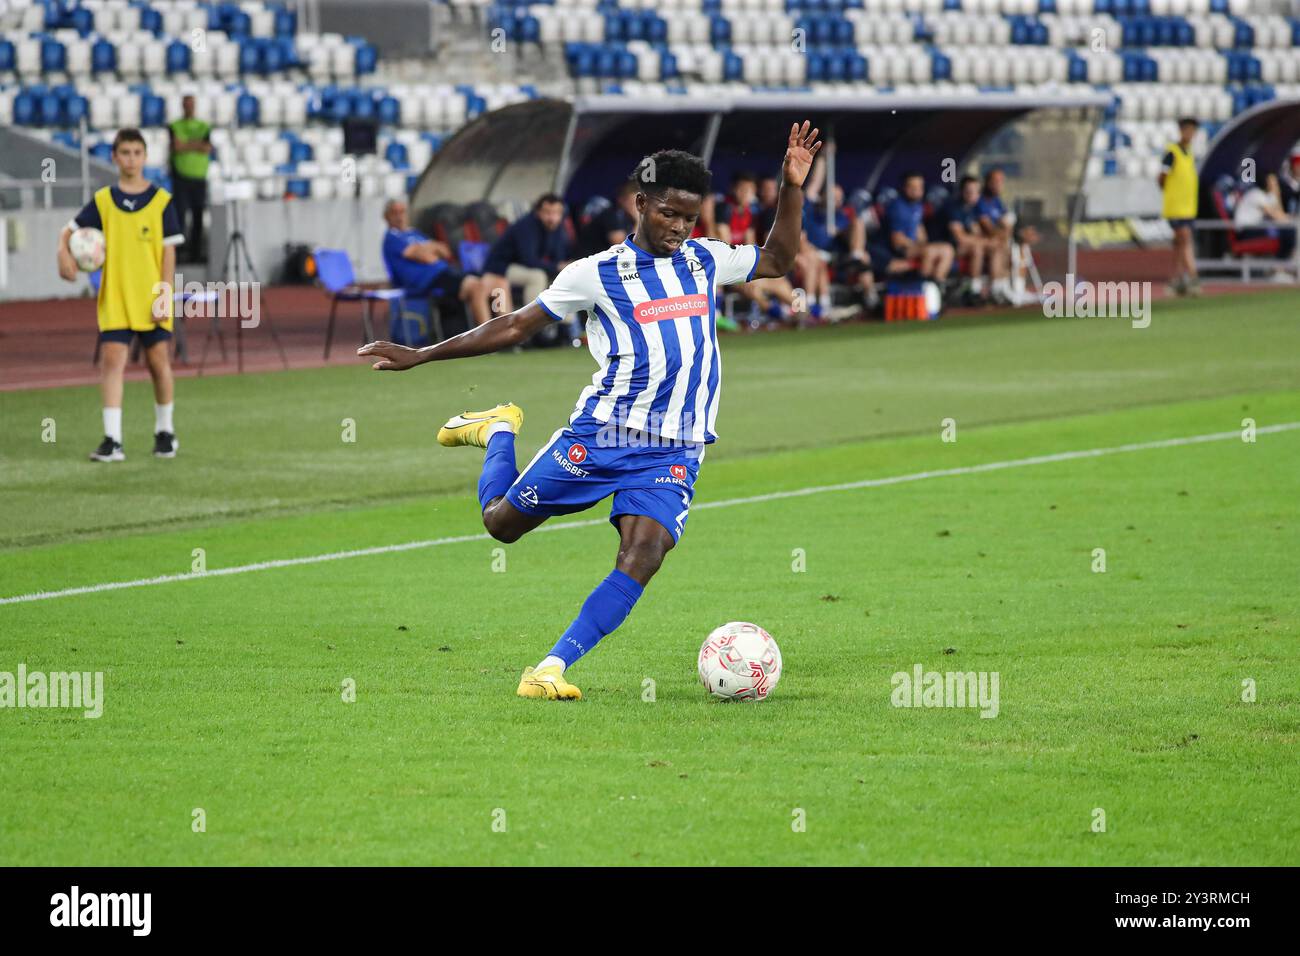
[357,301,555,371]
[754,121,822,280]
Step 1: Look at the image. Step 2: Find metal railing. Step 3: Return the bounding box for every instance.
[0,117,104,210]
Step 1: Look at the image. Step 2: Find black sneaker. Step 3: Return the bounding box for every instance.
[89,436,124,462]
[153,431,179,458]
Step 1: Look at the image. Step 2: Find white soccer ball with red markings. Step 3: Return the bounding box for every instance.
[69,227,106,272]
[698,622,782,701]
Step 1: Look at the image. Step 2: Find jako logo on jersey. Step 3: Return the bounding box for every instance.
[633,293,710,324]
[670,464,687,480]
[568,443,588,464]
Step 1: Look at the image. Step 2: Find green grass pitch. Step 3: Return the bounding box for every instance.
[2,291,1298,865]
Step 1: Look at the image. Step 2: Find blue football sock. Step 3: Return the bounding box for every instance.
[549,569,644,668]
[477,431,518,511]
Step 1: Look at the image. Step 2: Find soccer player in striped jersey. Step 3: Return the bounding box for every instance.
[358,121,822,700]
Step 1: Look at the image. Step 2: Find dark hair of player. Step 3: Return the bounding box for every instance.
[731,170,758,186]
[1177,117,1199,129]
[901,170,925,185]
[533,192,564,210]
[631,149,712,200]
[112,128,147,153]
[959,175,979,189]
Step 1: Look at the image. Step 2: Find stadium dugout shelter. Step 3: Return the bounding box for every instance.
[410,92,1110,291]
[1195,97,1300,280]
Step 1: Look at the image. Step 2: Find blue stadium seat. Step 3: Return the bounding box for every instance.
[39,91,61,126]
[91,37,116,73]
[41,37,67,73]
[931,51,951,82]
[351,38,378,75]
[70,6,94,36]
[385,141,409,170]
[13,90,37,125]
[140,6,163,36]
[141,93,166,128]
[239,40,261,74]
[350,89,376,119]
[236,92,260,126]
[274,7,298,37]
[166,39,192,74]
[64,94,87,127]
[710,16,731,47]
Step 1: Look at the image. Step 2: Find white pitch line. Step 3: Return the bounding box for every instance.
[3,422,1296,607]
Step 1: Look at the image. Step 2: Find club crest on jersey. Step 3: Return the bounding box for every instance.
[568,443,588,464]
[518,485,539,508]
[633,293,710,324]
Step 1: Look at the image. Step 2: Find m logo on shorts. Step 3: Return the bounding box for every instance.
[568,443,588,464]
[670,464,687,480]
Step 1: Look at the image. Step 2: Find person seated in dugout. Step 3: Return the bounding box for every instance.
[886,171,953,283]
[480,193,570,319]
[381,199,491,326]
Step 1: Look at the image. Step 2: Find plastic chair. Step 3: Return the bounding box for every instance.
[313,248,405,358]
[1212,190,1281,258]
[379,252,446,346]
[457,240,490,276]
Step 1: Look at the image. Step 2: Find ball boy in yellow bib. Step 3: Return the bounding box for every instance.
[58,128,185,461]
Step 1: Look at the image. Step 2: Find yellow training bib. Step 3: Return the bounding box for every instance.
[1161,143,1198,220]
[94,186,173,332]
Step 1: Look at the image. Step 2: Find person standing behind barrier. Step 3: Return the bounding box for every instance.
[482,194,570,317]
[168,95,211,264]
[1159,117,1201,297]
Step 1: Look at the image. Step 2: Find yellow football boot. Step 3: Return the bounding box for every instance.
[516,665,582,701]
[436,403,523,448]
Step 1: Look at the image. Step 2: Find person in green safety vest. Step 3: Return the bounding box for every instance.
[168,95,212,264]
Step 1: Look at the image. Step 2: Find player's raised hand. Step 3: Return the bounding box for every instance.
[781,120,823,188]
[358,340,421,371]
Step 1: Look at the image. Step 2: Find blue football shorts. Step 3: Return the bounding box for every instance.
[503,412,707,543]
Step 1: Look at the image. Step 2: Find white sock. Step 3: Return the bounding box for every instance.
[103,407,122,443]
[970,277,985,293]
[536,655,566,673]
[485,420,513,439]
[155,402,174,434]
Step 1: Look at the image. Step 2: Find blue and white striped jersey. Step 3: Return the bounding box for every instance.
[535,234,760,444]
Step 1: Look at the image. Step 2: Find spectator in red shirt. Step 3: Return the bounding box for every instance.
[716,171,758,244]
